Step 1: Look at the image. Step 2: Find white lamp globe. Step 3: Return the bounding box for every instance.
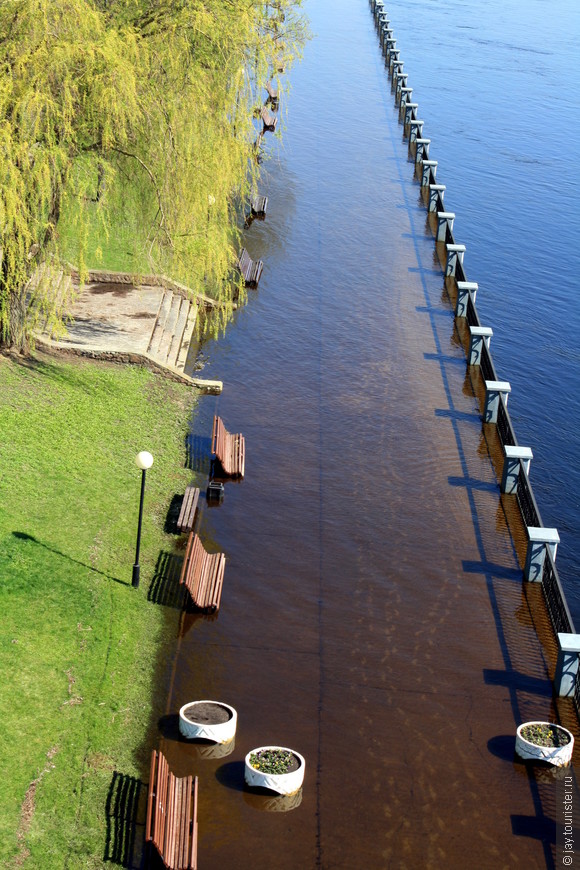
[135,451,154,470]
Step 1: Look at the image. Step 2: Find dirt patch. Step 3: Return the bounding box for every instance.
[14,747,59,867]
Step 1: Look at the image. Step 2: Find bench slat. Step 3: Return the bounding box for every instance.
[191,777,198,870]
[145,750,157,844]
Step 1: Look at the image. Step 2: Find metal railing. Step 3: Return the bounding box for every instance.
[371,0,577,705]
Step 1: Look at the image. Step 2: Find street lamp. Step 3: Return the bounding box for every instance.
[132,451,154,588]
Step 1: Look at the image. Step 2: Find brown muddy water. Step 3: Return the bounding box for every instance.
[145,1,579,867]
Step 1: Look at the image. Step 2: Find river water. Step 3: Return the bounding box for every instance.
[155,1,580,867]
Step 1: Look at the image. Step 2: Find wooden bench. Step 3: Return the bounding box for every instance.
[146,749,198,870]
[180,532,226,612]
[176,485,200,534]
[250,194,268,218]
[212,414,245,478]
[261,106,278,131]
[237,248,263,288]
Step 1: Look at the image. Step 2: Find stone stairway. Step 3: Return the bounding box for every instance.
[146,289,197,373]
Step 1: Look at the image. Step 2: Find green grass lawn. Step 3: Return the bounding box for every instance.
[0,351,196,867]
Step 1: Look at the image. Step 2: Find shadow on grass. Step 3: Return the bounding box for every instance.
[163,494,184,535]
[12,531,125,585]
[10,351,112,395]
[103,771,145,868]
[147,551,187,609]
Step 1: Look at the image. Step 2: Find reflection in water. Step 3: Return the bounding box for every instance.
[146,0,578,867]
[187,738,236,760]
[243,787,303,813]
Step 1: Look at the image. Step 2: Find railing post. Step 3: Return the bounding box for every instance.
[397,83,411,106]
[436,211,455,242]
[391,58,404,78]
[484,380,511,423]
[445,243,465,276]
[428,183,445,212]
[415,139,430,164]
[455,281,477,318]
[468,325,493,365]
[524,527,560,582]
[409,119,424,142]
[555,633,580,697]
[501,445,533,494]
[421,160,437,187]
[404,102,418,124]
[381,24,393,46]
[387,46,401,68]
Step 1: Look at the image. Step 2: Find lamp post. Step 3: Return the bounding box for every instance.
[132,451,154,588]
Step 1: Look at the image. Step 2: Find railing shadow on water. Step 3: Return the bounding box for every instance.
[185,433,212,475]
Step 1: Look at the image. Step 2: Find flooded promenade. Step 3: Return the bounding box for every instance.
[153,0,577,866]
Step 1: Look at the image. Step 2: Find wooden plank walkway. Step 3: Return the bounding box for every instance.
[180,533,226,612]
[146,749,198,870]
[212,415,245,478]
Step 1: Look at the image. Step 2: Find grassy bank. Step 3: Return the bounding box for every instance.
[0,351,194,867]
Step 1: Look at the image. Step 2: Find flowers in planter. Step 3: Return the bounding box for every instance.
[520,723,570,748]
[249,748,295,775]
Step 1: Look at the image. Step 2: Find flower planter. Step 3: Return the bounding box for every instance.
[515,721,574,767]
[244,746,305,796]
[179,700,237,744]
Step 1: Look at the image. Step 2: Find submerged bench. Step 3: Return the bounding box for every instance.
[250,194,268,218]
[146,749,198,870]
[177,485,200,534]
[212,414,245,478]
[261,106,278,131]
[180,532,226,612]
[237,248,263,288]
[265,81,279,105]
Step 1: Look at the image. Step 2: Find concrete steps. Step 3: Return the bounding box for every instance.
[147,289,197,373]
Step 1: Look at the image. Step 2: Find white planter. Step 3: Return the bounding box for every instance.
[244,746,305,796]
[179,700,237,744]
[515,721,574,767]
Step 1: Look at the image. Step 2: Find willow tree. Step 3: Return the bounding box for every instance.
[0,0,308,349]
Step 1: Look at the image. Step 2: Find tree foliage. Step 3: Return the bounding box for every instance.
[0,0,308,348]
